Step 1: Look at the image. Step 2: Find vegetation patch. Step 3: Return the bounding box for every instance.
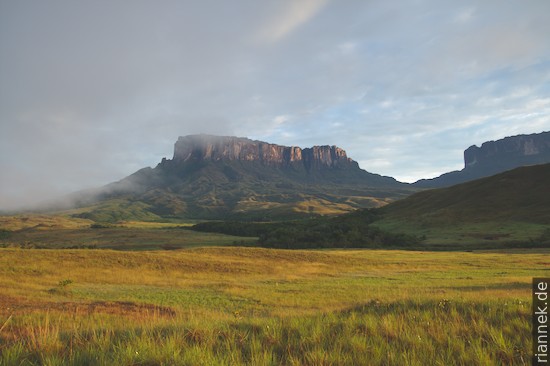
[191,209,423,249]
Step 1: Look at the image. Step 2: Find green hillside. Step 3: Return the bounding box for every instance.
[381,163,550,224]
[375,163,550,248]
[66,159,415,222]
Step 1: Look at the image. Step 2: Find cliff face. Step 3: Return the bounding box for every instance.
[464,132,550,168]
[414,131,550,188]
[171,134,356,170]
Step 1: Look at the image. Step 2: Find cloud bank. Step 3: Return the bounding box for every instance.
[1,0,549,209]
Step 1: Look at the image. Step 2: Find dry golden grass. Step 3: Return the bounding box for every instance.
[0,215,92,231]
[0,247,546,365]
[291,199,354,215]
[0,247,546,315]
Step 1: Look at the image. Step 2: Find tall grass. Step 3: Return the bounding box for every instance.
[0,247,546,365]
[0,300,530,365]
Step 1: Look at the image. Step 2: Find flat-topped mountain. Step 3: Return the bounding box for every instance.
[156,135,402,186]
[171,135,353,169]
[414,131,550,188]
[68,135,415,221]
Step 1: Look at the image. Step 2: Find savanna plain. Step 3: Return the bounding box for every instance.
[0,217,547,365]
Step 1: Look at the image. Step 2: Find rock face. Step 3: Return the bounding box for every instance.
[72,134,413,220]
[171,134,355,170]
[414,131,550,188]
[463,132,550,168]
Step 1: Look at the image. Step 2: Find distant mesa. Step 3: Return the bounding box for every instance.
[414,131,550,188]
[64,134,414,221]
[165,134,356,170]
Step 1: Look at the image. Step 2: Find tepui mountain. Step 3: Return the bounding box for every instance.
[414,131,550,188]
[67,135,415,221]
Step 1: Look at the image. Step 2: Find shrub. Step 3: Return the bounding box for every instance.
[90,223,114,229]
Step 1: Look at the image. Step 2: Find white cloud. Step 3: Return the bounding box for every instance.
[338,41,357,55]
[273,115,290,125]
[454,7,476,24]
[1,0,550,208]
[256,0,328,43]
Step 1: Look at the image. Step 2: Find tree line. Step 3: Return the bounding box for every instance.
[190,209,423,249]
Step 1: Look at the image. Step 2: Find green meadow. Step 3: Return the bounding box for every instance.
[372,219,550,249]
[0,239,547,365]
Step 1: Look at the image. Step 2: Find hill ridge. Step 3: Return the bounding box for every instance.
[386,162,550,224]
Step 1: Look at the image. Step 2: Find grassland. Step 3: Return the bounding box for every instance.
[0,246,546,365]
[0,215,255,251]
[0,215,93,231]
[372,219,550,249]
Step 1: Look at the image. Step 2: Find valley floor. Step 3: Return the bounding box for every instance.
[0,247,546,365]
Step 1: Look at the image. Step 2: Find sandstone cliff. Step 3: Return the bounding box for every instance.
[415,131,550,188]
[170,134,356,170]
[464,131,550,168]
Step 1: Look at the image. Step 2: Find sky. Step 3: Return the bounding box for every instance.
[1,0,550,210]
